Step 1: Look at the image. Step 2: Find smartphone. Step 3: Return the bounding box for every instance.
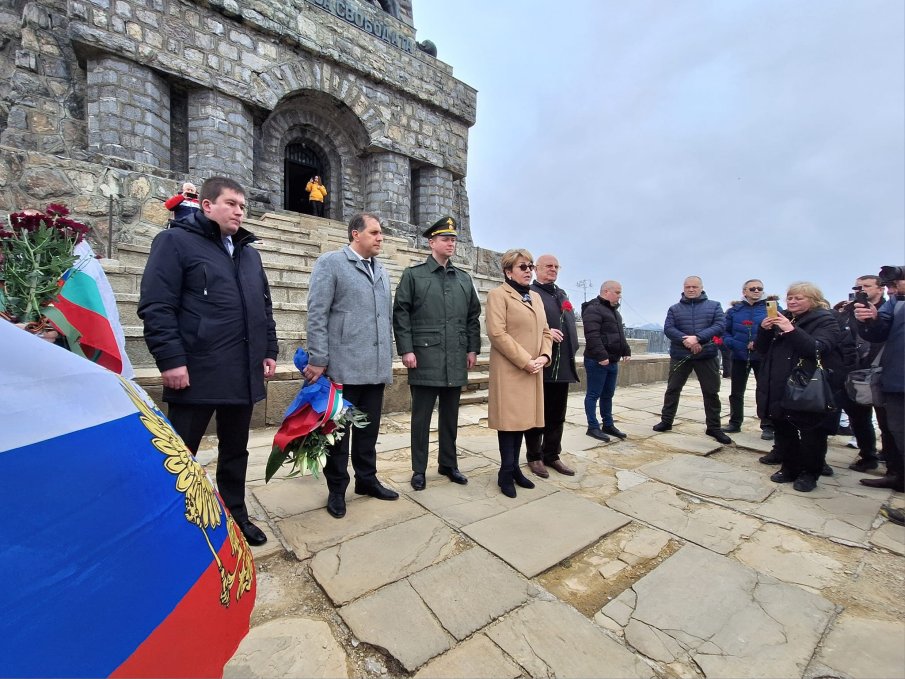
[766,300,778,318]
[854,291,869,305]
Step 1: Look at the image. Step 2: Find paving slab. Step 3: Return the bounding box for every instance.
[224,617,348,678]
[752,487,882,544]
[870,520,905,556]
[413,634,522,679]
[374,432,412,452]
[278,495,426,560]
[486,600,652,678]
[253,476,330,519]
[722,429,773,453]
[386,454,495,489]
[409,548,529,641]
[641,431,723,456]
[606,481,761,554]
[559,426,614,452]
[406,470,556,528]
[733,523,850,591]
[456,433,502,455]
[639,453,775,502]
[813,614,905,679]
[311,514,461,604]
[600,545,835,678]
[339,579,454,672]
[463,491,631,577]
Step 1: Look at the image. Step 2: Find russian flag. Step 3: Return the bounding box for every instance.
[0,321,254,678]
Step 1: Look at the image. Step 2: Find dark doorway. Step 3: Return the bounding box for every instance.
[284,143,324,214]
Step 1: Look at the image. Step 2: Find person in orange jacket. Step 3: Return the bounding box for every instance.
[305,176,328,217]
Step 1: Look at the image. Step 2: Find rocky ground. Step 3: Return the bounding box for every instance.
[197,381,905,679]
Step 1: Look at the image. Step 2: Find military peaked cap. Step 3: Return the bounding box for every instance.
[423,215,457,239]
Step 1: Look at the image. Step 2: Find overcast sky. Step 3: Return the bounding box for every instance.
[414,0,905,327]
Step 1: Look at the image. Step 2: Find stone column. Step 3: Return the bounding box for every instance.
[86,56,170,168]
[364,151,411,223]
[187,89,254,187]
[413,165,454,228]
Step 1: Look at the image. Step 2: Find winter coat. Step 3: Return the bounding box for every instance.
[138,211,278,405]
[857,296,904,393]
[486,284,553,431]
[306,181,328,202]
[581,296,631,364]
[723,299,776,362]
[663,293,725,360]
[163,193,201,221]
[531,281,579,383]
[306,245,393,385]
[754,308,845,429]
[393,255,482,387]
[837,297,887,368]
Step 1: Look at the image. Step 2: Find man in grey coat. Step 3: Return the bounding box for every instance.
[303,212,398,518]
[393,216,481,490]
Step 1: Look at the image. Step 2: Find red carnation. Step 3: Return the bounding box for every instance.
[742,320,754,326]
[713,336,724,345]
[561,300,574,313]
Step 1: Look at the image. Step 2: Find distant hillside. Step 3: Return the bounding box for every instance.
[634,323,663,331]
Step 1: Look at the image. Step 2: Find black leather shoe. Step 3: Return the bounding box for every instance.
[237,519,267,546]
[411,472,426,491]
[849,457,879,473]
[602,425,627,439]
[820,463,834,477]
[354,481,399,500]
[760,429,774,441]
[652,421,672,432]
[586,427,611,442]
[706,429,733,445]
[793,473,817,492]
[860,475,905,492]
[881,504,905,526]
[721,424,741,433]
[438,466,468,485]
[770,469,795,483]
[759,450,782,465]
[326,492,346,519]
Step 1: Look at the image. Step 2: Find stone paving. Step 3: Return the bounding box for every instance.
[203,381,905,679]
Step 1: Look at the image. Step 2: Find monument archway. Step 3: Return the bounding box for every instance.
[283,141,329,215]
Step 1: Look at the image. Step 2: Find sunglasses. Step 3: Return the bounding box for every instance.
[747,287,763,292]
[515,263,536,272]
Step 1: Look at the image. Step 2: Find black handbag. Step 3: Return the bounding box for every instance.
[782,351,836,413]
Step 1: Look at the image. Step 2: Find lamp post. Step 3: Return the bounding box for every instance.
[576,279,592,303]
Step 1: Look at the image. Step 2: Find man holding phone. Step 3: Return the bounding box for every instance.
[164,180,201,221]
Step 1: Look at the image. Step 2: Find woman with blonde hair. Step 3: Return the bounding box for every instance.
[754,281,850,492]
[486,249,553,497]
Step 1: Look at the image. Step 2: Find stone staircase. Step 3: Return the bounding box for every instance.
[107,210,666,425]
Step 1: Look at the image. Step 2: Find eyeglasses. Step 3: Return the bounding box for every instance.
[747,287,763,292]
[542,264,561,270]
[515,263,536,272]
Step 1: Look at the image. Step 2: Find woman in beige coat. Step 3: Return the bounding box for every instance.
[487,249,553,497]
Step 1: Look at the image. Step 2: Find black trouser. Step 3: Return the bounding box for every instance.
[410,385,461,473]
[525,381,569,463]
[660,356,722,430]
[310,200,324,217]
[323,383,384,494]
[497,430,524,485]
[774,417,828,478]
[838,391,878,460]
[876,405,895,460]
[728,359,772,431]
[167,402,254,523]
[882,392,904,479]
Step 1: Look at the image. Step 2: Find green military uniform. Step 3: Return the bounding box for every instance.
[393,217,481,476]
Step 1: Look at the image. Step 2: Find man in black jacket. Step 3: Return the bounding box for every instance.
[138,176,278,546]
[524,254,579,477]
[582,280,632,441]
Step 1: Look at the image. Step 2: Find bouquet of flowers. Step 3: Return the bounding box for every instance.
[671,335,723,374]
[550,297,574,379]
[265,348,368,481]
[1,204,90,330]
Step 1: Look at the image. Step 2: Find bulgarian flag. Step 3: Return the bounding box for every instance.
[44,241,134,378]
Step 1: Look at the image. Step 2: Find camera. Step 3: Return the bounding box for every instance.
[878,265,905,285]
[185,192,198,200]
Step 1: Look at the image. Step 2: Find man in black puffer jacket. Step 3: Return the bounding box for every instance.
[653,276,731,444]
[138,176,278,546]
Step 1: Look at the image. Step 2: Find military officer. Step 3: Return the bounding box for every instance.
[393,216,482,490]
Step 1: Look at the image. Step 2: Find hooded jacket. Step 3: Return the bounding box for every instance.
[138,211,278,405]
[663,292,725,360]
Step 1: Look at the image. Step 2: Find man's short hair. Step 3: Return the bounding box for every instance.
[856,275,881,286]
[348,212,381,241]
[200,176,245,203]
[600,280,620,295]
[743,279,763,289]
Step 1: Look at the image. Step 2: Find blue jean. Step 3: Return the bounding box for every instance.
[584,358,619,428]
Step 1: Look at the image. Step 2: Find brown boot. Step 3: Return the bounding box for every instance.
[528,460,549,478]
[860,475,905,492]
[548,459,576,476]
